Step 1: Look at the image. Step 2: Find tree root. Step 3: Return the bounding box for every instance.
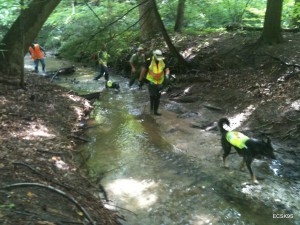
[279,124,300,141]
[1,183,96,225]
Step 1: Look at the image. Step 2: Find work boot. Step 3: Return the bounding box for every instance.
[154,111,161,116]
[129,79,134,87]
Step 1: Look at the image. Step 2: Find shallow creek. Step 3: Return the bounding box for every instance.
[26,55,299,225]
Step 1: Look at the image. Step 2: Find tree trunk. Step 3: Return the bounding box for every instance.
[138,0,188,69]
[139,0,161,39]
[0,0,61,86]
[151,0,188,68]
[259,0,283,44]
[174,0,186,33]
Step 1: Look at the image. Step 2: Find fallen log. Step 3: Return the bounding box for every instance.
[169,96,199,103]
[46,65,76,80]
[79,92,101,100]
[48,66,76,83]
[68,134,90,142]
[203,104,222,111]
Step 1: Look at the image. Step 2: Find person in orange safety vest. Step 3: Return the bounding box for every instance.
[29,43,46,73]
[141,49,170,116]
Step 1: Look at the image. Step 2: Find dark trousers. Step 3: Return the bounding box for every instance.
[94,64,109,81]
[148,82,163,115]
[129,70,140,87]
[34,58,46,73]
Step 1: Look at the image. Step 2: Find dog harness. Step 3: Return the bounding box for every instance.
[107,80,113,87]
[226,131,249,149]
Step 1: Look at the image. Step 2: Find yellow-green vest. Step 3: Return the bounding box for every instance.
[146,57,165,84]
[226,131,249,149]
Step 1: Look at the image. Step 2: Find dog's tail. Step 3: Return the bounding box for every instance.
[218,118,230,134]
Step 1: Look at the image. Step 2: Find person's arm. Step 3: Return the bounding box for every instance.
[40,46,46,56]
[165,67,170,77]
[139,58,150,82]
[139,66,146,81]
[129,54,136,73]
[163,66,171,86]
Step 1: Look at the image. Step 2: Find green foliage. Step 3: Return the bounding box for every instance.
[0,0,295,63]
[0,1,20,39]
[40,1,141,63]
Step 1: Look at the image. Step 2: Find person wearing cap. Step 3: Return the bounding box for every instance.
[128,46,146,88]
[141,49,170,116]
[93,45,110,81]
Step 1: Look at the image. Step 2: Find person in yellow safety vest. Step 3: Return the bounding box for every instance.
[93,45,110,81]
[140,49,170,116]
[28,43,46,73]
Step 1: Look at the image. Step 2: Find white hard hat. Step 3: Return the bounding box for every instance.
[153,49,164,60]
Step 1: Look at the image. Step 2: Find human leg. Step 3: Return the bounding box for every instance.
[153,93,161,116]
[40,58,46,72]
[148,83,155,114]
[34,60,39,73]
[148,83,162,116]
[94,65,104,80]
[103,65,109,81]
[129,71,138,87]
[153,84,163,115]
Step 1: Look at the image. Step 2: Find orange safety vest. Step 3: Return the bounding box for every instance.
[29,44,44,60]
[146,57,165,84]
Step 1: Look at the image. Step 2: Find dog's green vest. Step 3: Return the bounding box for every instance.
[107,80,113,87]
[226,131,249,149]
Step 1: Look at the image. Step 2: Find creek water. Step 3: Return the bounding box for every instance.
[25,55,300,225]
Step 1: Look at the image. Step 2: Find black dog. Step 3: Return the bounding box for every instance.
[218,118,276,184]
[105,80,120,91]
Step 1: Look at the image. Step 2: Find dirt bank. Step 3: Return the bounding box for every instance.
[0,73,120,224]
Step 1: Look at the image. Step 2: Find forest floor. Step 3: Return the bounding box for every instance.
[1,31,300,224]
[163,31,300,146]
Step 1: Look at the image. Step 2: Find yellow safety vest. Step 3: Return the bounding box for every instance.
[226,131,249,149]
[98,51,109,66]
[146,57,165,84]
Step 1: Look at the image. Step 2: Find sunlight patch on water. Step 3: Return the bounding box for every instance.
[106,178,158,208]
[270,160,282,176]
[190,213,215,225]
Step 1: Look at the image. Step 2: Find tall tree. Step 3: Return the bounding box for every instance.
[139,0,161,39]
[0,0,61,86]
[259,0,283,44]
[139,0,187,68]
[174,0,186,33]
